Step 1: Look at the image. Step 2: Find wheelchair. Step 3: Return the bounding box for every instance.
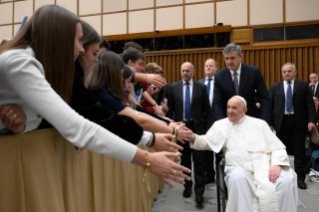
[215,152,228,212]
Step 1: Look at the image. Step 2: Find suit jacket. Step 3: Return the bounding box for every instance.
[167,80,214,134]
[213,63,271,124]
[269,79,316,132]
[199,78,215,122]
[311,83,319,100]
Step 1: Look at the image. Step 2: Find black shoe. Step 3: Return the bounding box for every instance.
[298,180,307,189]
[183,187,192,198]
[195,195,204,205]
[205,176,215,184]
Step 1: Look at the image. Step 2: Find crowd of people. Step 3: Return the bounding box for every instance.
[0,4,319,212]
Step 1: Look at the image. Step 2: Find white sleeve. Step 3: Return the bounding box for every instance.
[138,131,151,146]
[1,51,138,163]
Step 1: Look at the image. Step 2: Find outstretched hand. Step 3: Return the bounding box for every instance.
[268,165,281,183]
[145,74,167,88]
[148,151,191,187]
[175,124,193,143]
[153,133,183,153]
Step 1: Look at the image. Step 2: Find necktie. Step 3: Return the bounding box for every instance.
[233,71,239,94]
[286,81,293,113]
[312,86,315,95]
[206,78,212,95]
[185,82,192,120]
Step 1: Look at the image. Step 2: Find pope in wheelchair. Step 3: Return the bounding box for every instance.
[189,96,298,212]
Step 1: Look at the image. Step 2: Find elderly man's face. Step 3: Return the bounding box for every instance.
[224,50,242,71]
[227,97,247,123]
[310,74,318,84]
[282,65,296,82]
[181,62,194,82]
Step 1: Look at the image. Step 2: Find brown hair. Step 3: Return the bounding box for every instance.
[77,20,101,72]
[0,5,79,104]
[122,47,145,64]
[87,51,126,101]
[144,62,165,104]
[144,62,163,75]
[123,41,143,52]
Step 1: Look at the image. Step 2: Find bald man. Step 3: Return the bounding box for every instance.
[167,62,213,204]
[189,96,298,212]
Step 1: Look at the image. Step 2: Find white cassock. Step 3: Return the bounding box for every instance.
[190,115,298,212]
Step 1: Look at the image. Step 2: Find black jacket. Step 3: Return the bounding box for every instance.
[39,62,143,145]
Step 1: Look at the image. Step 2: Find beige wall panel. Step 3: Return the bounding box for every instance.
[56,0,77,15]
[156,6,183,31]
[14,1,33,23]
[186,3,214,29]
[79,0,101,15]
[216,0,247,27]
[250,0,283,25]
[14,24,20,36]
[286,0,319,22]
[0,3,12,25]
[156,0,182,7]
[103,13,126,36]
[129,10,153,34]
[103,0,126,13]
[35,0,54,11]
[186,0,213,3]
[0,25,12,39]
[129,0,153,10]
[81,15,101,35]
[1,0,12,2]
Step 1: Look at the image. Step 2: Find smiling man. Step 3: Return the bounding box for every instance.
[190,96,298,212]
[269,62,316,189]
[213,43,270,125]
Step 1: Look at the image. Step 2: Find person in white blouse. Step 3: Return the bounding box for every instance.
[189,96,298,212]
[0,5,190,187]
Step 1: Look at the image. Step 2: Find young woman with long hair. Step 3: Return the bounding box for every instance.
[0,5,190,187]
[86,51,191,141]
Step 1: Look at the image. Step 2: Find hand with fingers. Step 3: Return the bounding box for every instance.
[148,151,191,187]
[0,105,26,134]
[161,105,169,114]
[145,74,167,89]
[147,85,160,96]
[268,165,281,183]
[152,133,183,153]
[175,124,193,143]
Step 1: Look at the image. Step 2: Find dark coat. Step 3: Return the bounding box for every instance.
[213,63,271,124]
[269,79,316,132]
[167,80,214,134]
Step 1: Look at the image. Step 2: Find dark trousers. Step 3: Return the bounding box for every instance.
[276,115,307,180]
[204,151,215,180]
[178,121,206,195]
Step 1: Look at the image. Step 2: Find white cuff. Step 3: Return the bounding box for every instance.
[139,131,151,146]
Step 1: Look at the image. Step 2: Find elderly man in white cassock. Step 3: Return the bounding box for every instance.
[189,96,298,212]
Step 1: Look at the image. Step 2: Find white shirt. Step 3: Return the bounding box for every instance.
[283,79,295,114]
[229,63,242,86]
[182,78,193,121]
[0,47,138,163]
[311,82,318,94]
[204,77,214,107]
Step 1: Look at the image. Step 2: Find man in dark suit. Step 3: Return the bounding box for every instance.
[213,43,270,124]
[167,62,213,205]
[199,58,217,184]
[270,63,316,189]
[309,73,319,99]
